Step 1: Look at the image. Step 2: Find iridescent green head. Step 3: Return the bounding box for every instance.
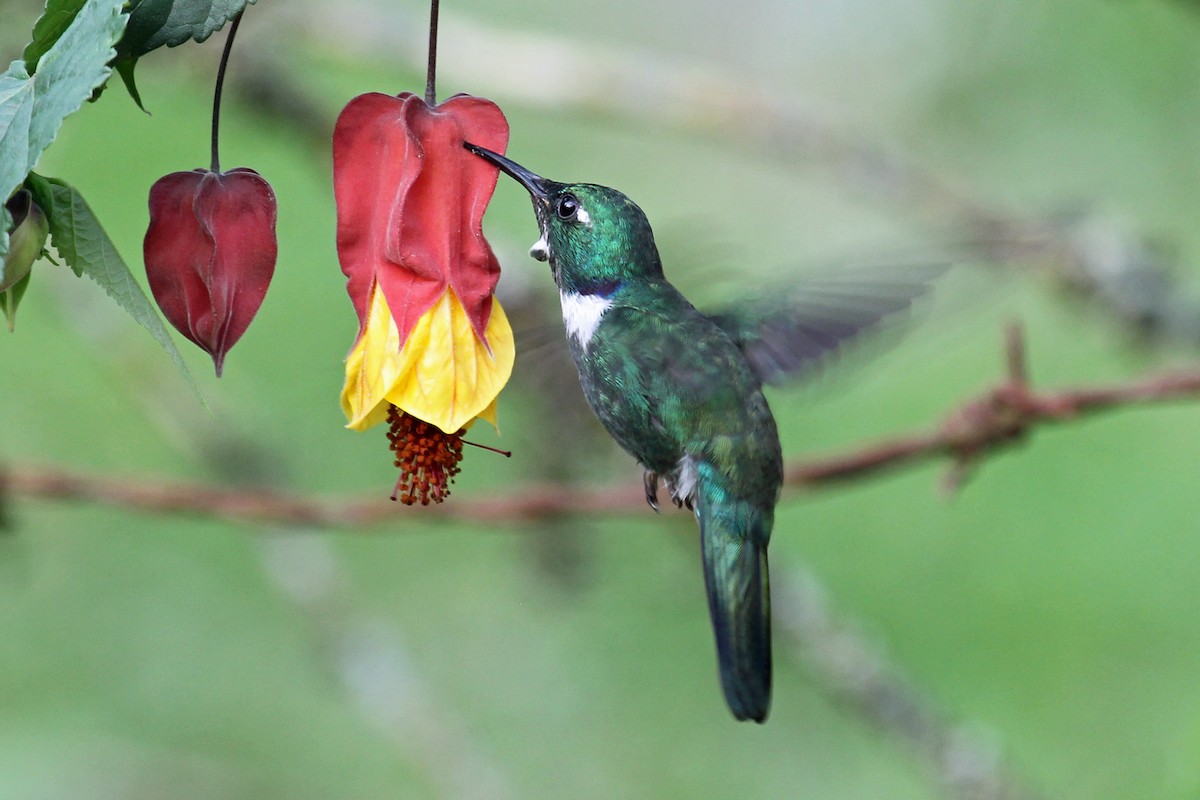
[465,144,663,296]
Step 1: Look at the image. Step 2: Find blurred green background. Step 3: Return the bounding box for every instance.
[5,0,1200,797]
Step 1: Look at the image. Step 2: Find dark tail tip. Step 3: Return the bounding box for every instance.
[718,626,772,724]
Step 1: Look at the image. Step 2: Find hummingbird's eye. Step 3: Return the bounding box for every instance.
[555,194,579,221]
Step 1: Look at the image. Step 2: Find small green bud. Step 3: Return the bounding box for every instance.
[2,190,49,293]
[2,189,49,330]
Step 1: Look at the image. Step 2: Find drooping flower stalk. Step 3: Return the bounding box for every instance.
[425,0,439,105]
[209,11,242,173]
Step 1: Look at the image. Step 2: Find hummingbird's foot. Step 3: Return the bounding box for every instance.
[667,494,696,513]
[643,470,661,512]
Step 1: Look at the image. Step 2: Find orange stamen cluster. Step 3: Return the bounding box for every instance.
[386,405,465,504]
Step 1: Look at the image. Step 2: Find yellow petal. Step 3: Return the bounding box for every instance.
[385,288,513,433]
[342,282,418,430]
[474,396,499,429]
[340,284,514,434]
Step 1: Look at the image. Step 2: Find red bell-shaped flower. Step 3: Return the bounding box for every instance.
[333,91,514,503]
[335,92,508,347]
[144,168,277,376]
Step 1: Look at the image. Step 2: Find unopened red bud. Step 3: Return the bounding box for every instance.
[144,168,277,376]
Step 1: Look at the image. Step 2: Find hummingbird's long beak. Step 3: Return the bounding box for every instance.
[464,142,553,201]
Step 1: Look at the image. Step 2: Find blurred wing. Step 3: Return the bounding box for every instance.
[705,263,947,386]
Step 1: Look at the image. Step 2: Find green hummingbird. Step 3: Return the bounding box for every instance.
[466,142,940,723]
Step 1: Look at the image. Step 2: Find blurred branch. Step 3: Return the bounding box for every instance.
[790,322,1200,493]
[4,324,1200,527]
[0,464,641,528]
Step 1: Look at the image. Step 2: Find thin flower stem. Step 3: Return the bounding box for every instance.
[210,11,245,173]
[462,439,513,457]
[425,0,440,105]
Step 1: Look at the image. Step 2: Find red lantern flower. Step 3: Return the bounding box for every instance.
[144,168,277,376]
[333,91,513,503]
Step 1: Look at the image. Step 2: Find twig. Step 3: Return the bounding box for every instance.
[1,469,642,528]
[788,322,1200,493]
[4,326,1200,528]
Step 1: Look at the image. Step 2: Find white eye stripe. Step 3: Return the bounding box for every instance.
[575,206,591,225]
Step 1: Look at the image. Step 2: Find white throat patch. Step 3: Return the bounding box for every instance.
[559,291,613,351]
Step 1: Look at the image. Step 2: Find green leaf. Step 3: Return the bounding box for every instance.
[0,65,36,243]
[0,0,129,264]
[113,0,253,108]
[118,0,253,58]
[25,173,200,395]
[23,0,89,74]
[113,58,148,113]
[117,0,174,58]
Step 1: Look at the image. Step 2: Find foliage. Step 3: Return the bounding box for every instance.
[0,0,127,275]
[114,0,256,108]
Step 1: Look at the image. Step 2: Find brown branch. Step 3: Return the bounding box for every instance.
[4,325,1199,528]
[0,468,646,529]
[788,322,1200,493]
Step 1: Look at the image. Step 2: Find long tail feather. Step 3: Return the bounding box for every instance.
[695,473,773,723]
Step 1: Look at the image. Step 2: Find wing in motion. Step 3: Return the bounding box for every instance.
[705,263,947,386]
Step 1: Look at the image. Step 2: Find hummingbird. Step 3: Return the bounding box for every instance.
[466,142,940,723]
